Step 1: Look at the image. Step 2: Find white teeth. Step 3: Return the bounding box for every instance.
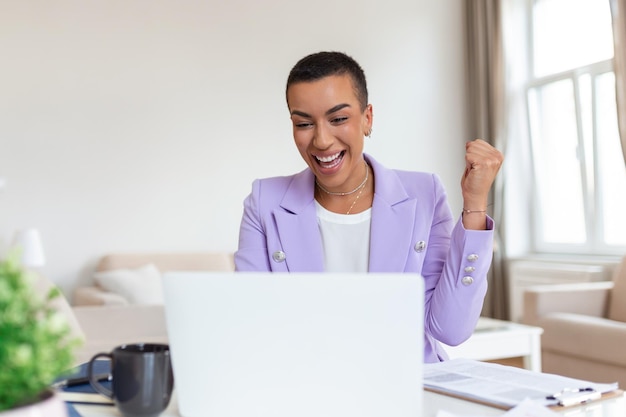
[316,152,342,163]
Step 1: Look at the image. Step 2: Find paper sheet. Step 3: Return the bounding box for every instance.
[424,359,618,409]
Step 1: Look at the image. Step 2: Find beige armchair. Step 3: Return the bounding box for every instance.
[523,255,626,387]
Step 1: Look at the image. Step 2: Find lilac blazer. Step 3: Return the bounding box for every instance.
[235,154,494,362]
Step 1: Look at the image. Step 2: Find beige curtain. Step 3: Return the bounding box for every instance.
[464,0,508,319]
[610,0,626,163]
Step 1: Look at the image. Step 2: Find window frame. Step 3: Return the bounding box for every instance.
[523,0,625,256]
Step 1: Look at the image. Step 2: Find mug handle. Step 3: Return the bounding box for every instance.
[87,352,114,399]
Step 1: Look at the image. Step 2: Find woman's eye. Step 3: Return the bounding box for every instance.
[331,116,348,124]
[295,122,313,128]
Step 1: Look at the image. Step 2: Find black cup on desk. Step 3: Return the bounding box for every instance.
[87,343,174,417]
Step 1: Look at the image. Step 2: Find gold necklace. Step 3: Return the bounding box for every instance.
[315,162,370,215]
[345,180,367,214]
[316,161,369,196]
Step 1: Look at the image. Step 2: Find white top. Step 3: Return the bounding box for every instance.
[315,201,372,272]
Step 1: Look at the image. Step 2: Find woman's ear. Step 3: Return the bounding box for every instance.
[363,104,373,137]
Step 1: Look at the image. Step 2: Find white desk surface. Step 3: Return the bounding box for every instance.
[74,389,626,417]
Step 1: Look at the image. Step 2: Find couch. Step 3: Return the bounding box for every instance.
[523,255,626,387]
[31,271,163,365]
[65,252,234,364]
[74,252,235,306]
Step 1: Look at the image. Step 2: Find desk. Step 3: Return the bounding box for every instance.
[74,389,626,417]
[442,317,544,372]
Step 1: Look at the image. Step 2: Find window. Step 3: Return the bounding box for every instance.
[525,0,626,254]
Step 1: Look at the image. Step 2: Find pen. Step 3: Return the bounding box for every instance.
[546,387,595,400]
[546,387,601,406]
[52,373,111,388]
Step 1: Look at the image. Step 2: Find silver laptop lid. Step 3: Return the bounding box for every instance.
[162,272,424,417]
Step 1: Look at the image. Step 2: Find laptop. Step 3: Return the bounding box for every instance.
[162,272,424,417]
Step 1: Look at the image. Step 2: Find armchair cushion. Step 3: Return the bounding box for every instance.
[93,263,163,305]
[537,312,626,367]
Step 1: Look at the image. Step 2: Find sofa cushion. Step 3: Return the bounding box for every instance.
[93,263,163,305]
[607,255,626,322]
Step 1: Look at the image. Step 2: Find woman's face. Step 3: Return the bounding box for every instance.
[286,74,373,193]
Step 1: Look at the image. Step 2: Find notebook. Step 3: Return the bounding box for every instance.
[162,272,424,417]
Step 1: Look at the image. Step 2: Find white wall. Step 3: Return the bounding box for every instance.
[0,0,468,298]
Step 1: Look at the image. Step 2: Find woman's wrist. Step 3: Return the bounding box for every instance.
[461,211,487,230]
[462,208,487,214]
[461,201,489,230]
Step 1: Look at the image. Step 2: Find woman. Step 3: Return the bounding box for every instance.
[235,51,504,362]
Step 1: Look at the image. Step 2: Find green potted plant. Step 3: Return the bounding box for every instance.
[0,253,78,416]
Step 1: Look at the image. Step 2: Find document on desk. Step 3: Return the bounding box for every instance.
[424,359,618,409]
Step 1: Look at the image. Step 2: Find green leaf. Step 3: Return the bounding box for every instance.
[0,255,76,411]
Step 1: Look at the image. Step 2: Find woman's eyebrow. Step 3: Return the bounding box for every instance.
[326,103,350,115]
[290,103,351,118]
[290,110,311,118]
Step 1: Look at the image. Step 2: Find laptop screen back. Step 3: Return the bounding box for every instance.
[162,272,424,417]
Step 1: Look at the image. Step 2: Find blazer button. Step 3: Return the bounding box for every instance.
[467,254,479,262]
[461,276,474,286]
[272,251,286,263]
[414,241,426,252]
[464,266,476,273]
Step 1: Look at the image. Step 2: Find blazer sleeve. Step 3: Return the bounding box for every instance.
[422,177,494,347]
[410,172,494,348]
[234,179,272,271]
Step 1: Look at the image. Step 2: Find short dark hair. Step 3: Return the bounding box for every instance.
[286,51,369,111]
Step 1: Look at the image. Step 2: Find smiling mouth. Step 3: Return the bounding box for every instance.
[315,151,345,169]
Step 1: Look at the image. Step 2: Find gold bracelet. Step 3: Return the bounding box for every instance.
[462,208,487,214]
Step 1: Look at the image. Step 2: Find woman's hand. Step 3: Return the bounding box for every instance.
[460,139,504,229]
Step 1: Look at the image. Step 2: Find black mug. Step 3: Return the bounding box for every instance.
[88,343,174,417]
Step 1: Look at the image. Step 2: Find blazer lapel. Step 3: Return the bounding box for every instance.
[367,156,416,272]
[273,169,325,272]
[269,156,417,273]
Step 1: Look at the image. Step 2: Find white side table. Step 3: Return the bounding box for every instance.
[441,317,544,372]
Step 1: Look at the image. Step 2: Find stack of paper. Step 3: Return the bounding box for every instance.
[424,359,618,409]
